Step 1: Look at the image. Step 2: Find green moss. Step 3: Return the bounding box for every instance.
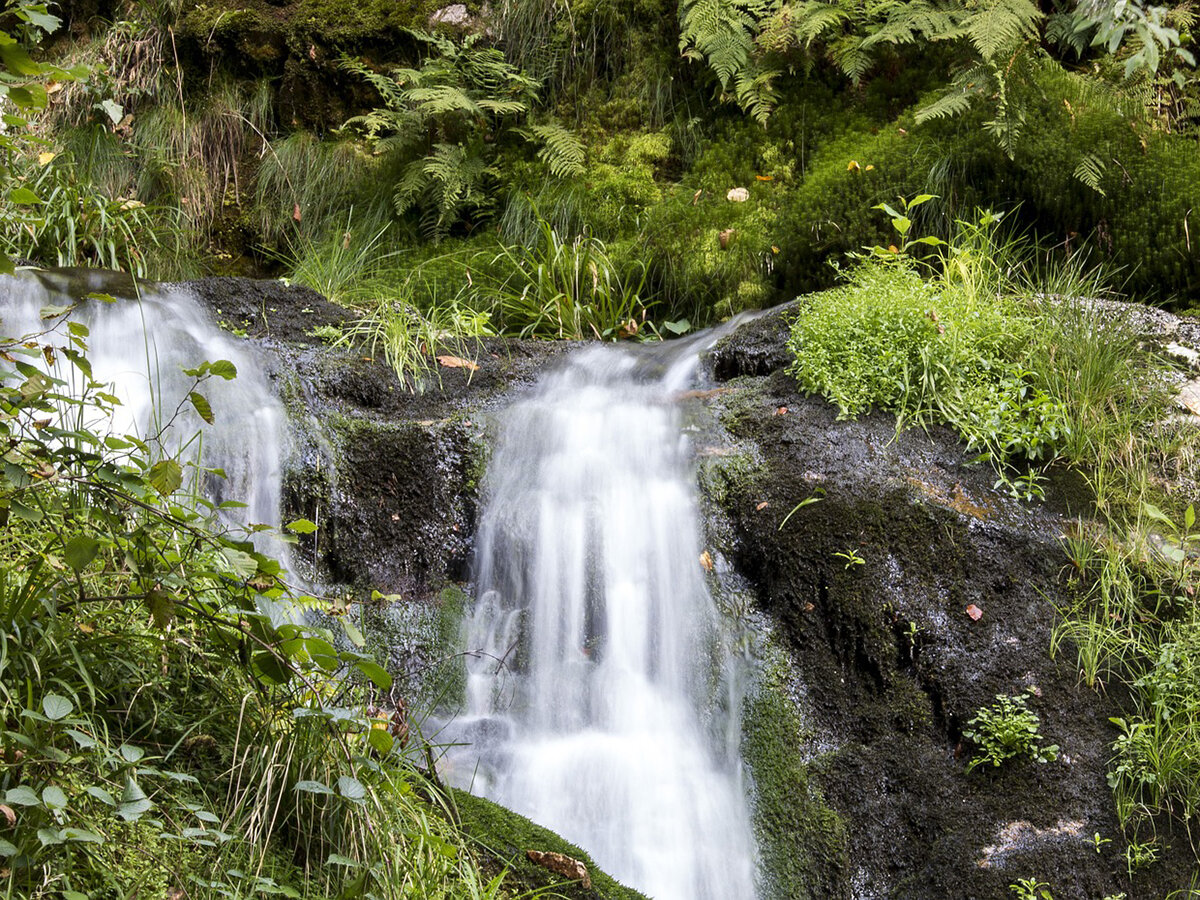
[180,0,486,49]
[742,654,849,900]
[450,789,650,899]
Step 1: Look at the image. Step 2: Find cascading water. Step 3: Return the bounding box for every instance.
[443,336,758,900]
[0,269,290,566]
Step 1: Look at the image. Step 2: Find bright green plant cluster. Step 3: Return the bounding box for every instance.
[786,231,1070,489]
[963,693,1060,772]
[0,307,496,897]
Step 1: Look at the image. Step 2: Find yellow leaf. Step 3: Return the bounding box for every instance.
[865,164,875,171]
[38,152,56,166]
[847,160,861,172]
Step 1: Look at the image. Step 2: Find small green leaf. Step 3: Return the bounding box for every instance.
[367,728,394,755]
[62,535,100,573]
[188,391,214,424]
[663,319,691,335]
[148,459,183,496]
[0,838,17,857]
[84,785,116,806]
[354,659,392,691]
[37,827,64,847]
[66,728,96,748]
[208,360,238,380]
[98,98,123,124]
[285,518,318,534]
[337,776,366,802]
[42,692,74,720]
[63,827,103,844]
[327,853,359,867]
[6,785,39,806]
[119,744,145,763]
[42,785,68,810]
[9,186,42,205]
[293,780,334,796]
[342,619,365,648]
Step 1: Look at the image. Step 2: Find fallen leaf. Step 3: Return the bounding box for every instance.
[436,355,479,372]
[804,602,815,612]
[755,174,773,181]
[292,203,302,222]
[966,604,983,621]
[37,151,56,166]
[0,804,15,826]
[756,501,769,511]
[692,189,702,206]
[847,160,861,172]
[774,406,788,416]
[699,551,714,572]
[719,228,734,250]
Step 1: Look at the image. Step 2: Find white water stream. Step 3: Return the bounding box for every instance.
[443,337,758,899]
[0,270,290,565]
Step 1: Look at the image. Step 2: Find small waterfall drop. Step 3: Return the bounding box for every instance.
[0,270,290,563]
[445,337,758,899]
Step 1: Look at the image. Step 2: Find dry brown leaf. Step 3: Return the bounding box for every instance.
[292,203,302,223]
[966,604,983,621]
[436,355,479,372]
[699,551,714,572]
[0,804,15,827]
[756,501,769,511]
[774,406,788,416]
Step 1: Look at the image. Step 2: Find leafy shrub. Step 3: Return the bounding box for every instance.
[786,257,1069,474]
[964,693,1060,772]
[0,307,492,896]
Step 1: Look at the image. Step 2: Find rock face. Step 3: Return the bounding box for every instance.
[701,306,1195,898]
[182,275,573,598]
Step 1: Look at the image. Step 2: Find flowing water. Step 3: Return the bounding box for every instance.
[0,269,290,565]
[443,335,758,900]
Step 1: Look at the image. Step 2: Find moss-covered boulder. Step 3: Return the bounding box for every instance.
[699,307,1196,898]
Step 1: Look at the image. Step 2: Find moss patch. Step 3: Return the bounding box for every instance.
[742,654,849,900]
[450,789,649,900]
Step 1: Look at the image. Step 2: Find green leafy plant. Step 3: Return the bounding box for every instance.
[0,307,497,897]
[963,692,1059,772]
[1010,876,1054,900]
[342,30,583,240]
[480,214,651,340]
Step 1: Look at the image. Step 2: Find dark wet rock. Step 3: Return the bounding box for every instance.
[708,302,796,379]
[696,330,1196,898]
[175,274,571,598]
[179,277,349,343]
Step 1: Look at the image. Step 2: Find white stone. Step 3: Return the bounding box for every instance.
[726,187,749,202]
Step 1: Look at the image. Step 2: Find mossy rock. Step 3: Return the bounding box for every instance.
[450,789,649,900]
[742,655,850,900]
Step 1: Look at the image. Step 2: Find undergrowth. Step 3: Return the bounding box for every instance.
[0,303,501,897]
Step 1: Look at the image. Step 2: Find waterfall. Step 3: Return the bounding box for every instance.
[444,339,758,899]
[0,269,290,567]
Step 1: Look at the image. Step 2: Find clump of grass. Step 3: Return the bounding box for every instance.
[480,215,651,340]
[254,133,392,249]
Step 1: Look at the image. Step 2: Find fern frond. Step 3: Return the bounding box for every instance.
[527,123,586,179]
[679,0,765,89]
[1072,152,1108,196]
[962,0,1043,60]
[790,2,853,46]
[915,68,990,124]
[403,85,481,118]
[833,41,876,84]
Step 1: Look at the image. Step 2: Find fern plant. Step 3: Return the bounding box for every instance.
[342,30,584,238]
